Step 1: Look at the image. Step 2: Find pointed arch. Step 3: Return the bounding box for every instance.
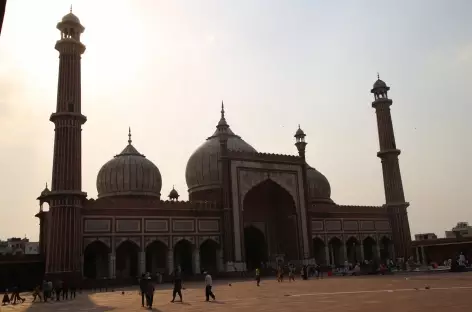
[115,240,140,278]
[362,236,377,261]
[312,236,326,265]
[145,240,167,274]
[243,179,298,264]
[83,240,109,279]
[328,236,343,266]
[116,238,140,250]
[174,239,194,275]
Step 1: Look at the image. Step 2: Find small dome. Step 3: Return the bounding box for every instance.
[40,184,51,197]
[294,125,305,138]
[306,165,332,201]
[62,12,80,24]
[373,79,387,89]
[96,132,162,198]
[168,186,179,200]
[185,103,257,194]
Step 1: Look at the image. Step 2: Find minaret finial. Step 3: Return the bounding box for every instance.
[298,124,301,129]
[377,72,380,79]
[70,4,73,13]
[46,182,48,189]
[221,100,225,119]
[128,127,132,145]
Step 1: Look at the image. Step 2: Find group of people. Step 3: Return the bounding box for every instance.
[275,264,313,282]
[36,279,77,303]
[138,266,216,309]
[2,279,78,306]
[2,286,25,305]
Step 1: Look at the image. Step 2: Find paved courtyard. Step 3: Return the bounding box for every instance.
[2,273,472,312]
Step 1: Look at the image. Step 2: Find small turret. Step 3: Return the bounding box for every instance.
[36,183,50,212]
[168,186,180,201]
[294,125,307,160]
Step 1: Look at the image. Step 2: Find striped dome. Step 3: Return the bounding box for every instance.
[96,140,162,199]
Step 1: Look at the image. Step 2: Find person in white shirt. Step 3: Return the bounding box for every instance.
[204,272,216,302]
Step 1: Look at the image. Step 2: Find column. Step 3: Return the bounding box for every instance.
[167,248,174,274]
[139,251,146,275]
[80,255,84,277]
[108,253,115,279]
[217,249,224,272]
[376,244,381,260]
[420,246,426,265]
[359,244,365,263]
[342,243,348,263]
[415,247,420,263]
[325,245,330,265]
[193,248,200,274]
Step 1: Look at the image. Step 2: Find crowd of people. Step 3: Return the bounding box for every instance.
[2,278,77,306]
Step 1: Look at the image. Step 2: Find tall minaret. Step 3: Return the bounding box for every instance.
[46,9,87,281]
[371,75,411,260]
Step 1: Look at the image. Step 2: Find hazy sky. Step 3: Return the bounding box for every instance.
[0,0,470,241]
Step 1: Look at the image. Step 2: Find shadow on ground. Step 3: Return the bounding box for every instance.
[17,292,117,312]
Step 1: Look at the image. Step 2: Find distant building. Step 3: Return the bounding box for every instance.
[445,222,472,238]
[24,242,40,255]
[0,240,9,255]
[414,233,438,241]
[0,237,38,255]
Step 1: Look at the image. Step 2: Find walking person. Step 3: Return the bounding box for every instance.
[69,280,77,299]
[32,285,42,302]
[204,271,216,302]
[10,286,25,304]
[255,267,261,286]
[62,281,69,300]
[139,274,148,307]
[170,267,183,303]
[54,279,63,301]
[145,277,155,309]
[288,264,295,282]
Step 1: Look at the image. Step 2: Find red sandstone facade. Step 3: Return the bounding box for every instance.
[36,12,411,281]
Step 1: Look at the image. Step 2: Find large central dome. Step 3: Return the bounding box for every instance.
[96,130,162,198]
[185,103,257,194]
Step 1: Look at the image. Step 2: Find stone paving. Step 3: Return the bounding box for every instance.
[2,273,472,312]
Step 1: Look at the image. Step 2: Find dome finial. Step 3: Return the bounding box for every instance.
[128,127,132,145]
[45,182,48,189]
[70,4,73,13]
[377,72,380,80]
[221,101,225,119]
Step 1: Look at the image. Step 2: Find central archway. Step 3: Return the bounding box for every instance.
[244,226,268,270]
[243,179,298,267]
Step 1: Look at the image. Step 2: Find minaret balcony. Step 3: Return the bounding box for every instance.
[50,112,87,124]
[377,149,401,158]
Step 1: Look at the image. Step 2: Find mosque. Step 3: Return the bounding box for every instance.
[35,10,412,281]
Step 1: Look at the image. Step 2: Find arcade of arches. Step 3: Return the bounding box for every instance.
[82,238,223,279]
[311,235,394,266]
[242,179,299,269]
